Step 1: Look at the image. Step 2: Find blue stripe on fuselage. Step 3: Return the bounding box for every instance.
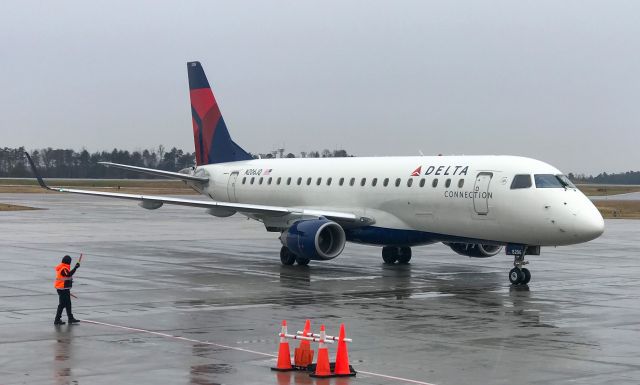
[344,226,504,247]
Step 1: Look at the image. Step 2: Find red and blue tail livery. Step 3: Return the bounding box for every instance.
[188,61,252,165]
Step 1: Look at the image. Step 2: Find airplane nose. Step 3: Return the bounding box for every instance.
[573,204,605,242]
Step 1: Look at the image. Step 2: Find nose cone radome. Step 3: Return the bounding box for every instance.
[574,204,605,242]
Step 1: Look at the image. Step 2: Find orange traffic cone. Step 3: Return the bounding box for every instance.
[310,324,332,377]
[334,324,355,376]
[294,319,314,369]
[271,320,293,371]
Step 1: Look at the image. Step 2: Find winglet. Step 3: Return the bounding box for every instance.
[24,152,51,190]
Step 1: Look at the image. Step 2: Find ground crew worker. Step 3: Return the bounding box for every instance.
[54,255,81,325]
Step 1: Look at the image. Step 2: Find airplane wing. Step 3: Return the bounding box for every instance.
[24,153,371,225]
[98,161,209,182]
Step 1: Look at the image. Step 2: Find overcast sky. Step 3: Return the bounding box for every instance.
[1,1,638,175]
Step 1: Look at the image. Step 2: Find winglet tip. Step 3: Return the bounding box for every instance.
[24,152,49,189]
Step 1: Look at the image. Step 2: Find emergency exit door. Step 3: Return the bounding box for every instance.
[473,172,493,215]
[227,172,239,202]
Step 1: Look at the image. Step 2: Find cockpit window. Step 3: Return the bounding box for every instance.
[510,174,532,189]
[556,174,576,189]
[534,174,564,188]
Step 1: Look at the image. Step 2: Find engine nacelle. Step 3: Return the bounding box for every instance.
[281,218,346,260]
[138,200,163,210]
[207,207,236,217]
[447,243,503,258]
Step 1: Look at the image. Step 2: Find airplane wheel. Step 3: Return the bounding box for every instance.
[382,246,397,264]
[296,258,310,266]
[397,247,412,264]
[280,246,296,265]
[509,267,524,284]
[521,268,531,284]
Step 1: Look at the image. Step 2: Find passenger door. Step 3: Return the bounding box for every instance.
[226,172,239,202]
[473,172,493,215]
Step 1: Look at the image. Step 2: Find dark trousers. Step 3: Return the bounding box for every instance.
[55,289,73,320]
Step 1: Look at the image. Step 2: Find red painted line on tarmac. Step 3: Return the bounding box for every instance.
[81,319,438,385]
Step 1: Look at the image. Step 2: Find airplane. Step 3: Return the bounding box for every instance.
[25,61,605,285]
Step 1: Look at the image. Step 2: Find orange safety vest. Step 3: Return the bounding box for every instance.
[54,263,72,289]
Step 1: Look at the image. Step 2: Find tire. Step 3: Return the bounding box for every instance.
[296,258,310,266]
[509,267,524,284]
[382,246,397,264]
[280,246,296,265]
[397,247,412,264]
[521,268,531,284]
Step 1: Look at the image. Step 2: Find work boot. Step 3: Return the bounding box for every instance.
[69,318,80,324]
[54,319,66,325]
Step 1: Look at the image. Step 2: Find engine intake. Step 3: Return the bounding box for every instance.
[447,243,503,258]
[281,218,346,260]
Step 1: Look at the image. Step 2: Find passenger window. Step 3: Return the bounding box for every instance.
[445,179,451,188]
[251,177,255,185]
[327,177,332,186]
[383,178,389,187]
[432,179,438,187]
[259,177,264,185]
[307,177,312,185]
[268,177,272,185]
[458,179,464,188]
[419,178,425,187]
[317,177,322,186]
[511,174,532,189]
[350,178,355,186]
[372,178,377,187]
[395,178,401,187]
[297,177,302,185]
[277,177,281,185]
[286,177,291,185]
[407,179,413,187]
[361,178,366,186]
[242,177,246,184]
[339,177,344,186]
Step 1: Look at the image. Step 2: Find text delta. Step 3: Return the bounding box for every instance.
[423,165,469,176]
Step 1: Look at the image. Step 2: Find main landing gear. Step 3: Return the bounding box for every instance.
[509,253,531,285]
[280,246,310,266]
[381,246,412,264]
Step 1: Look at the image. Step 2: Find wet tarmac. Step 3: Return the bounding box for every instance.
[1,193,639,385]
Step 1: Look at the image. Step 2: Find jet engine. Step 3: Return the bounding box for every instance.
[138,200,163,210]
[447,243,503,258]
[280,218,346,260]
[207,207,236,217]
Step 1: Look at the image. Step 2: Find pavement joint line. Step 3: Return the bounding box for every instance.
[80,318,438,385]
[80,319,274,357]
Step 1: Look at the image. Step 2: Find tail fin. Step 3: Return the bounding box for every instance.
[187,61,253,165]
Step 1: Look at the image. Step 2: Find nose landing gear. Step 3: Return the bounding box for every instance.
[509,251,531,285]
[509,267,531,285]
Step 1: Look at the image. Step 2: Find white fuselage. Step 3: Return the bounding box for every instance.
[192,155,604,247]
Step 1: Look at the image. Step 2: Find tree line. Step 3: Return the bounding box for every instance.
[0,147,352,178]
[2,146,636,183]
[569,172,640,185]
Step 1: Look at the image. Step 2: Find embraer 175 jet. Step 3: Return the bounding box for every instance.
[26,61,605,285]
